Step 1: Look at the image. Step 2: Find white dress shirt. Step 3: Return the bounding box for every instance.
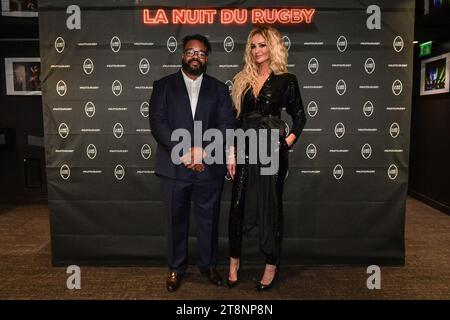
[181,69,203,119]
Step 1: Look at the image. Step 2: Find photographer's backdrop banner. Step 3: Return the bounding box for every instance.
[38,0,414,265]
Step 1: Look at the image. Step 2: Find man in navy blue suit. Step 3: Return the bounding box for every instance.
[149,34,236,292]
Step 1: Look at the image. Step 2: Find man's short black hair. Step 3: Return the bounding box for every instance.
[182,34,212,55]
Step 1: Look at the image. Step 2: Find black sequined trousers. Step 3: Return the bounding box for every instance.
[228,143,288,265]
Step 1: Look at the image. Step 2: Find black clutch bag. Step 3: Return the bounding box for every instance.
[260,116,288,138]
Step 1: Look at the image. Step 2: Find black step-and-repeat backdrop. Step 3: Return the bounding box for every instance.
[38,0,414,266]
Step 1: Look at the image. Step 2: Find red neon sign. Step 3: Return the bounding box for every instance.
[172,9,217,24]
[143,8,316,25]
[143,9,169,24]
[221,9,248,24]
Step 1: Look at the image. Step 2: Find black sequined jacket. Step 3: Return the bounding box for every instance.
[239,72,307,140]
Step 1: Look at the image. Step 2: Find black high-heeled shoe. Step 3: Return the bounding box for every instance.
[227,258,240,288]
[256,264,279,291]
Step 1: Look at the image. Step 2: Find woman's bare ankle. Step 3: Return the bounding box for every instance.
[228,257,240,281]
[260,264,276,285]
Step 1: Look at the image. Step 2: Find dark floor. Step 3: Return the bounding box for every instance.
[0,196,449,300]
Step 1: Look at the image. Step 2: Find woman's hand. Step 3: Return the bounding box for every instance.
[226,146,236,180]
[227,163,236,180]
[284,134,297,148]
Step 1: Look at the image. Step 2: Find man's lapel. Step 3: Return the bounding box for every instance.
[194,74,211,122]
[174,71,194,124]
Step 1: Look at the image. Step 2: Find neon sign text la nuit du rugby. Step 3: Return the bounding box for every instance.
[143,8,316,25]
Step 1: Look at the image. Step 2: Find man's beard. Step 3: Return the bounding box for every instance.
[182,59,207,76]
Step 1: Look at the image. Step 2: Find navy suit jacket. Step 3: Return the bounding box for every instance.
[149,71,236,181]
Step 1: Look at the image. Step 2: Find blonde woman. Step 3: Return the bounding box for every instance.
[227,26,306,291]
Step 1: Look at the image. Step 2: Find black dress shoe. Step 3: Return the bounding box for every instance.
[166,271,183,292]
[256,266,279,291]
[201,268,223,286]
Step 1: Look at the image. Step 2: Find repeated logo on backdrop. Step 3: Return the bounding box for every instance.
[46,5,407,186]
[49,25,409,182]
[40,0,414,264]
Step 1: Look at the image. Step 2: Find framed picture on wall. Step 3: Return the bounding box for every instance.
[4,58,41,95]
[420,52,450,96]
[1,0,38,17]
[424,0,450,14]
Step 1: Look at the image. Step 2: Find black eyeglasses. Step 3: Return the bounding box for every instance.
[184,49,208,58]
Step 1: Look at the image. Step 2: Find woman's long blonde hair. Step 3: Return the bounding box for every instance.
[232,26,288,117]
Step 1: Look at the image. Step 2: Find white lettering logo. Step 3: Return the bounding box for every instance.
[308,58,319,74]
[111,36,121,53]
[390,122,400,138]
[361,143,372,159]
[113,123,124,139]
[393,36,404,53]
[114,165,125,180]
[83,58,94,75]
[139,58,150,75]
[336,79,347,95]
[392,79,403,96]
[284,121,290,136]
[141,144,152,160]
[85,102,95,118]
[364,58,375,74]
[307,101,318,117]
[56,80,67,96]
[224,36,234,53]
[388,164,398,180]
[58,123,69,139]
[282,36,291,51]
[112,80,122,96]
[335,122,345,139]
[337,36,348,52]
[167,36,177,53]
[60,164,70,180]
[306,143,317,159]
[363,101,374,117]
[86,144,97,160]
[140,102,149,118]
[333,164,344,180]
[55,37,65,53]
[225,80,233,94]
